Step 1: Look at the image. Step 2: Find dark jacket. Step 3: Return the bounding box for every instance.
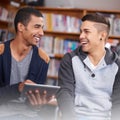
[0,40,49,103]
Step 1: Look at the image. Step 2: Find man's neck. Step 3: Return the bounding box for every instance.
[10,39,32,62]
[88,50,106,66]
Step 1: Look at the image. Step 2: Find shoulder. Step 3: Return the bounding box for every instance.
[60,52,73,68]
[115,55,120,66]
[62,47,80,60]
[38,48,50,64]
[0,43,5,55]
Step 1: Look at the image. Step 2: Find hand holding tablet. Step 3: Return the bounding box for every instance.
[21,83,60,105]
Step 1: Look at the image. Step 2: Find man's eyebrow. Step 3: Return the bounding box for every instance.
[34,24,44,27]
[80,28,91,32]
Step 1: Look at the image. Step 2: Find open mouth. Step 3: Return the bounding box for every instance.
[80,41,88,46]
[34,36,41,42]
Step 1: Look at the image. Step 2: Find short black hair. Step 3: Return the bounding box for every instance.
[81,13,110,31]
[14,7,43,32]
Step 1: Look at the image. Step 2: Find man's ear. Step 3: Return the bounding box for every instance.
[17,22,25,32]
[102,31,108,39]
[100,31,108,41]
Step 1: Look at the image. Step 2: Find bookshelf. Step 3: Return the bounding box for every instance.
[0,20,8,29]
[35,7,120,39]
[1,3,120,84]
[0,0,20,42]
[44,30,120,41]
[0,1,9,42]
[34,7,120,84]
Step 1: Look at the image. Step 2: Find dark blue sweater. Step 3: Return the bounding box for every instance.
[0,40,49,103]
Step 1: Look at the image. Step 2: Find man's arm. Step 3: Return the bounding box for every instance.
[112,65,120,120]
[56,53,76,120]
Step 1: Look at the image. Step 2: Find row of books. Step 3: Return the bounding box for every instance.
[43,13,81,33]
[113,17,120,36]
[0,6,8,22]
[0,6,15,23]
[1,6,120,36]
[39,36,120,57]
[98,13,120,36]
[0,29,15,43]
[40,36,79,85]
[47,58,60,77]
[39,36,79,55]
[0,29,8,42]
[42,12,120,36]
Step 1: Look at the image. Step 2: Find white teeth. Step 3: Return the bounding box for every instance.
[35,37,40,41]
[81,41,87,44]
[81,41,87,45]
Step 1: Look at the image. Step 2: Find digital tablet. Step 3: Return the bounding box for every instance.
[21,83,60,98]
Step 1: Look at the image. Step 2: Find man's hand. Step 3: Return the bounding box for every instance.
[18,80,57,106]
[26,90,47,105]
[26,90,57,106]
[18,79,35,92]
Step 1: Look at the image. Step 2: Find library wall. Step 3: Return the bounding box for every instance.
[45,0,120,10]
[0,4,15,42]
[37,8,120,85]
[1,1,120,85]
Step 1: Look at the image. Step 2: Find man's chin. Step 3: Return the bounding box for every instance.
[33,42,38,46]
[82,47,88,52]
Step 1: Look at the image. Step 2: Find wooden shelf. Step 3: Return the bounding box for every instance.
[35,7,120,18]
[0,20,8,29]
[0,0,10,5]
[54,54,64,59]
[49,54,64,59]
[47,75,58,80]
[35,7,84,18]
[44,30,120,40]
[44,30,79,40]
[86,9,120,15]
[109,35,120,40]
[0,1,13,9]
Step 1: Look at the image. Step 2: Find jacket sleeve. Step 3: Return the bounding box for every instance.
[112,65,120,120]
[56,53,76,120]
